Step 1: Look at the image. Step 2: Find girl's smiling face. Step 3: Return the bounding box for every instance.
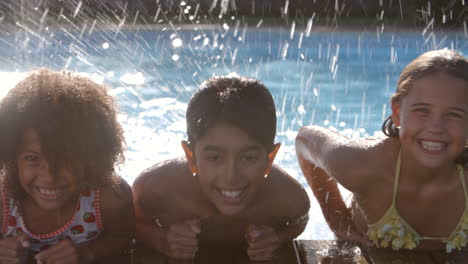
[183,122,279,216]
[17,128,79,212]
[392,73,468,169]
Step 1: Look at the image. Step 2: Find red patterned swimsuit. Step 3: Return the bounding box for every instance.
[1,189,103,253]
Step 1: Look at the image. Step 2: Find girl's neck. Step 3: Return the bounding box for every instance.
[399,150,458,185]
[21,195,79,234]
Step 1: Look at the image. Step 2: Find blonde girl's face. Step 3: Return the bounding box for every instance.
[16,128,80,212]
[391,73,468,169]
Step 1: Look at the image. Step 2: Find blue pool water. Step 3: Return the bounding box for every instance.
[0,25,467,239]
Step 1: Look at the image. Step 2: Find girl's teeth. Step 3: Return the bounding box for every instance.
[39,188,58,194]
[421,141,445,151]
[38,188,63,198]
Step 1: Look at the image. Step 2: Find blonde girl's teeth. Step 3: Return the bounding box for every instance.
[421,141,444,150]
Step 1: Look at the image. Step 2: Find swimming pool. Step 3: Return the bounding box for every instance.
[0,24,467,239]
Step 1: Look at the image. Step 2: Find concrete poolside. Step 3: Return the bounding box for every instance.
[132,239,468,264]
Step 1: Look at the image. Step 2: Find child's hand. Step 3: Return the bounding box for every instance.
[163,219,200,260]
[245,224,281,261]
[34,239,78,264]
[0,233,30,263]
[334,218,373,247]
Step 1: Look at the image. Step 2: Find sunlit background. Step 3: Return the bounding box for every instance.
[0,0,467,240]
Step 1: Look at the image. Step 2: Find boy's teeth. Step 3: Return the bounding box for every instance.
[221,189,242,198]
[421,141,445,151]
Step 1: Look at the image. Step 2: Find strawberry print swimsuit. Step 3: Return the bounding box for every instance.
[1,188,103,253]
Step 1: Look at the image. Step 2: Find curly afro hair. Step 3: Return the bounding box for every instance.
[0,69,125,200]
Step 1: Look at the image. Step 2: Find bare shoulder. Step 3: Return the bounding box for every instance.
[132,157,189,198]
[262,165,310,216]
[268,165,308,197]
[132,157,197,219]
[296,125,399,192]
[99,177,135,235]
[100,177,134,214]
[296,125,388,157]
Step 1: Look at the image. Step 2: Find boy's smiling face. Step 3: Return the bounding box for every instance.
[16,128,80,212]
[184,122,279,216]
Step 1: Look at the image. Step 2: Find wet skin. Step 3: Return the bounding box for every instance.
[133,122,310,262]
[17,128,79,233]
[392,73,468,172]
[296,73,468,251]
[184,122,279,216]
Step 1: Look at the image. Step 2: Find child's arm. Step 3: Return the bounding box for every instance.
[133,168,200,260]
[245,166,310,261]
[36,179,135,263]
[134,199,200,260]
[0,234,31,263]
[83,180,136,261]
[298,157,369,245]
[295,126,381,196]
[0,195,32,263]
[245,209,309,261]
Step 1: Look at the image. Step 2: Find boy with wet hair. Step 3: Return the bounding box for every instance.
[133,75,310,263]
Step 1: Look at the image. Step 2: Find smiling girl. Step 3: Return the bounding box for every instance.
[133,76,310,263]
[296,49,468,253]
[0,69,135,263]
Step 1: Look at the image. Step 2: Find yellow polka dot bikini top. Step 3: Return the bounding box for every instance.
[367,152,468,253]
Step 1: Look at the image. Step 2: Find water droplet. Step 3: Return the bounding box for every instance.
[172,38,183,48]
[102,42,109,49]
[298,104,306,115]
[172,54,180,61]
[256,20,263,28]
[223,23,229,30]
[313,88,319,97]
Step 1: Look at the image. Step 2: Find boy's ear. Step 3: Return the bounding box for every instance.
[391,101,401,127]
[181,141,197,175]
[264,143,281,176]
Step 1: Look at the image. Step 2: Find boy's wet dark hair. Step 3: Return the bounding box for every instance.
[186,75,276,152]
[0,69,125,199]
[382,49,468,165]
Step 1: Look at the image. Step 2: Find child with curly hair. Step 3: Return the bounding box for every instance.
[0,69,135,263]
